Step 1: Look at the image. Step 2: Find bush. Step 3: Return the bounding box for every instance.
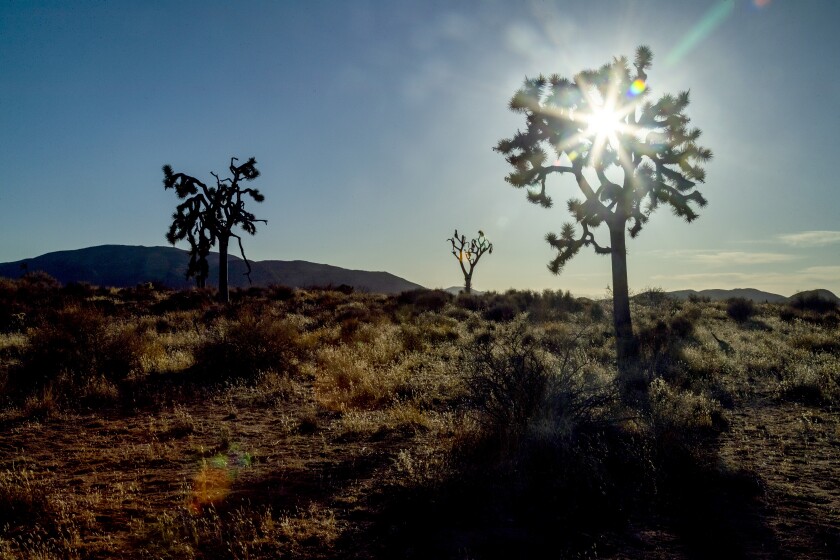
[455,293,485,312]
[396,289,452,314]
[649,378,726,440]
[465,326,550,436]
[483,302,517,322]
[60,281,96,298]
[269,284,295,301]
[463,318,612,444]
[726,298,755,323]
[635,287,671,308]
[790,292,837,314]
[152,289,215,313]
[194,310,309,381]
[776,353,840,405]
[11,306,148,399]
[669,314,695,338]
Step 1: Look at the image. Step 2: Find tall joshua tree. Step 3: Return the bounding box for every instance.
[164,157,266,303]
[448,229,493,294]
[495,46,711,365]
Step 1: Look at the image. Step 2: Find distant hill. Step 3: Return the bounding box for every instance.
[444,286,485,296]
[790,289,839,304]
[668,288,789,303]
[0,245,425,294]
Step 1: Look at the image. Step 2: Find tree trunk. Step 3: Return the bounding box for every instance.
[464,274,472,294]
[609,224,635,365]
[218,235,230,303]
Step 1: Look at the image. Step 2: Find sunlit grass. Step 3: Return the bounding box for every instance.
[0,278,837,558]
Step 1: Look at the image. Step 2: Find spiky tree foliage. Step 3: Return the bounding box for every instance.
[164,157,266,302]
[495,46,711,364]
[448,229,493,294]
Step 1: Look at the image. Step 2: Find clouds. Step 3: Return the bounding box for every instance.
[648,249,796,266]
[777,231,840,247]
[689,251,795,265]
[642,245,839,295]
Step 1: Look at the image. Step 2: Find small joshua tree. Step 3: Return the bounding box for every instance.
[495,46,711,366]
[164,157,266,303]
[448,229,493,294]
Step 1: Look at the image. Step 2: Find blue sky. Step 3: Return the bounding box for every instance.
[1,0,838,296]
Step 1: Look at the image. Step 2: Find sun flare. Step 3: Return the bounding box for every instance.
[586,106,623,138]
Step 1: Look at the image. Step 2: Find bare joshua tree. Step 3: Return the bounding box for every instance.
[163,157,266,303]
[448,229,493,294]
[495,46,711,366]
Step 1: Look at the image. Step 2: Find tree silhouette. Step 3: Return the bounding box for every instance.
[495,46,711,364]
[164,157,266,302]
[448,229,493,294]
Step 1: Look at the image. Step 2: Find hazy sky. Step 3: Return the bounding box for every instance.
[1,0,838,296]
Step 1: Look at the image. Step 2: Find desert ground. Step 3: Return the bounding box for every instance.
[0,274,837,559]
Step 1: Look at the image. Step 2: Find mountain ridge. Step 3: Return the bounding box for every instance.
[665,288,839,304]
[1,246,837,302]
[0,245,425,294]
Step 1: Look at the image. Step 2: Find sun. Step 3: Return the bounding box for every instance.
[586,105,622,138]
[581,103,625,159]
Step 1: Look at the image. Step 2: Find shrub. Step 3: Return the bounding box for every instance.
[726,298,755,323]
[588,301,606,322]
[635,287,671,308]
[463,318,613,444]
[396,289,453,314]
[649,378,726,440]
[194,310,309,381]
[269,284,296,301]
[314,324,407,410]
[60,281,96,298]
[790,292,838,314]
[776,353,840,405]
[483,302,517,322]
[0,469,55,531]
[669,314,695,338]
[465,326,549,435]
[11,306,149,399]
[152,289,215,313]
[455,293,485,312]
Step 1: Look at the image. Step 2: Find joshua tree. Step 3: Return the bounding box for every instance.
[164,157,266,302]
[495,46,711,364]
[448,229,493,294]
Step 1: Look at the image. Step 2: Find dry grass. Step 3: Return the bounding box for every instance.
[0,278,837,558]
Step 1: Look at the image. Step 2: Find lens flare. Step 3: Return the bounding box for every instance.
[628,79,646,97]
[665,0,734,66]
[190,460,232,512]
